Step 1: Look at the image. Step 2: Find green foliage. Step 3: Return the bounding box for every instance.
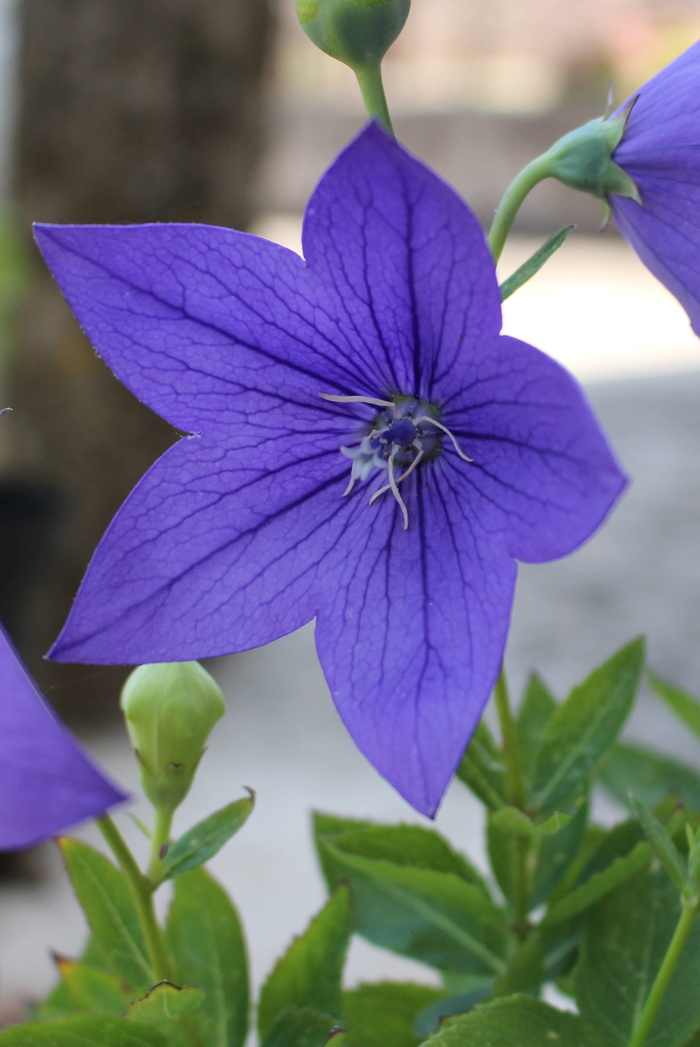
[315,816,507,976]
[531,639,644,815]
[58,839,153,994]
[599,743,700,811]
[516,674,557,786]
[455,721,508,811]
[416,996,606,1046]
[162,791,255,879]
[574,867,700,1047]
[52,960,132,1017]
[125,982,204,1045]
[261,1008,343,1047]
[0,1016,168,1046]
[341,983,445,1047]
[630,795,687,893]
[649,673,700,739]
[258,888,352,1043]
[165,867,249,1047]
[499,225,575,302]
[531,797,589,908]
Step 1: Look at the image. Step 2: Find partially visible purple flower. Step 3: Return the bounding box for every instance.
[0,623,125,849]
[610,41,700,335]
[35,125,625,815]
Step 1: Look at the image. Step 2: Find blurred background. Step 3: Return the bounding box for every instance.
[0,0,699,1029]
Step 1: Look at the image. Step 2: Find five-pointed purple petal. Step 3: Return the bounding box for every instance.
[611,40,700,336]
[35,124,626,815]
[0,623,125,850]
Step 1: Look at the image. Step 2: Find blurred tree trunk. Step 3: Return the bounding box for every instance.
[2,0,275,720]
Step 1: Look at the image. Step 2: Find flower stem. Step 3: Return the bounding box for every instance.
[147,806,174,887]
[354,62,394,134]
[626,898,700,1047]
[97,815,171,982]
[493,669,530,938]
[488,155,553,263]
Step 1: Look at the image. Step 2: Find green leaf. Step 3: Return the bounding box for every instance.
[574,866,700,1047]
[316,835,508,976]
[55,960,132,1017]
[0,1016,168,1045]
[499,225,575,301]
[413,989,491,1039]
[258,887,351,1043]
[455,722,508,811]
[125,982,205,1023]
[630,794,687,892]
[58,839,153,993]
[165,867,248,1047]
[417,995,605,1046]
[531,796,589,908]
[261,1008,342,1047]
[341,983,445,1047]
[162,791,254,879]
[489,806,574,837]
[314,814,487,889]
[532,639,644,815]
[517,673,557,785]
[599,743,700,811]
[649,673,700,739]
[542,840,652,925]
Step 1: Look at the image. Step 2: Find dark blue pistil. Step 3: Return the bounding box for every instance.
[382,418,418,448]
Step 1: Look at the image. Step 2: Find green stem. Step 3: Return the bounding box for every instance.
[488,154,554,263]
[147,806,174,887]
[97,815,171,982]
[354,62,393,133]
[493,669,530,939]
[627,899,700,1047]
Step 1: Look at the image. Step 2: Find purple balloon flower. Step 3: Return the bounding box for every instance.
[0,623,125,849]
[611,40,700,335]
[35,125,625,815]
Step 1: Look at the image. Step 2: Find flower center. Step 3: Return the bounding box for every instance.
[320,393,473,530]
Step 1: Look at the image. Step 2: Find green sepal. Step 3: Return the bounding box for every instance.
[415,995,606,1047]
[257,888,352,1043]
[58,838,153,994]
[0,1016,168,1046]
[531,638,644,816]
[499,225,575,302]
[342,982,446,1046]
[574,866,700,1047]
[261,1007,343,1047]
[165,867,249,1047]
[542,104,641,203]
[598,742,700,811]
[161,790,254,880]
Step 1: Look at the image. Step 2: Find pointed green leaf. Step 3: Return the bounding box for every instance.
[598,743,700,811]
[542,840,652,925]
[649,673,700,739]
[532,639,644,815]
[261,1008,342,1047]
[630,794,687,892]
[499,225,576,301]
[58,839,153,993]
[165,867,248,1047]
[162,791,254,879]
[258,888,351,1042]
[489,805,575,837]
[0,1016,167,1045]
[531,796,589,908]
[341,982,446,1047]
[413,988,491,1039]
[417,995,605,1046]
[314,814,487,889]
[517,674,557,785]
[55,960,132,1017]
[316,837,508,977]
[455,722,508,811]
[125,982,205,1023]
[574,867,700,1047]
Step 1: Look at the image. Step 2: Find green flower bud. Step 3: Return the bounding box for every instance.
[543,102,641,204]
[296,0,410,70]
[121,661,226,813]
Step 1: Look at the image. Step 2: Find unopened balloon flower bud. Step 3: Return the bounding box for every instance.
[120,661,225,813]
[296,0,410,71]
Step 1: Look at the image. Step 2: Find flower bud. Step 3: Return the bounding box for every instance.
[120,661,225,813]
[296,0,410,71]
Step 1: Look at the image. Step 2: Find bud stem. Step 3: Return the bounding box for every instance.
[97,814,171,982]
[147,805,174,887]
[354,62,394,134]
[488,154,553,263]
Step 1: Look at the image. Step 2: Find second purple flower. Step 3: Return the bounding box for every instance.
[36,125,625,815]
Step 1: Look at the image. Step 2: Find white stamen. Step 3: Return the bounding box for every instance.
[369,449,425,506]
[414,415,474,462]
[386,453,409,530]
[320,393,394,408]
[342,474,357,497]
